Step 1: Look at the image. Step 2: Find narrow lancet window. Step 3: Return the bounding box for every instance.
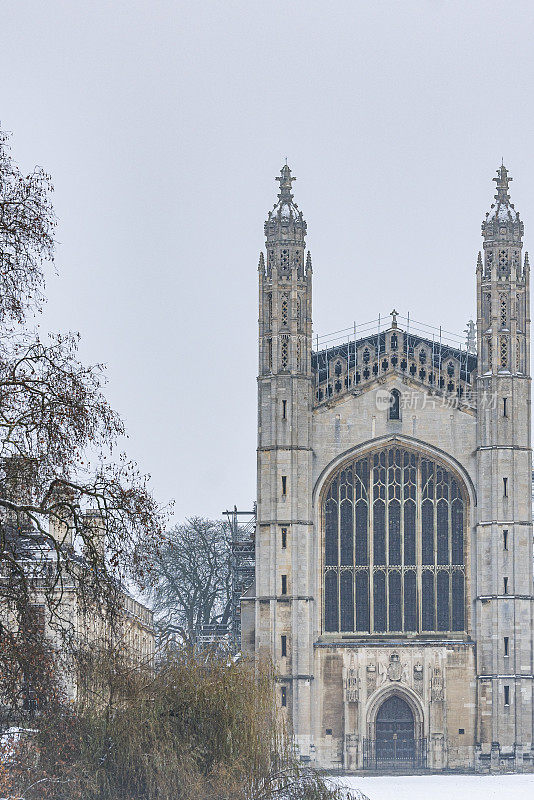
[389,389,400,420]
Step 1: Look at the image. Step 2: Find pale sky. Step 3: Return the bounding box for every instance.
[1,1,534,521]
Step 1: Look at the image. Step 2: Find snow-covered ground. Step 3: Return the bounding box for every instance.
[332,773,534,800]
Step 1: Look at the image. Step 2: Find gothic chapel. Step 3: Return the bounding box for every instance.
[241,165,534,772]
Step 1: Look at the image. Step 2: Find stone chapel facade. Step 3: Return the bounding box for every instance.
[241,164,534,772]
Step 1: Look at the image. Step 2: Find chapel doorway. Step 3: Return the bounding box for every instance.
[363,694,427,769]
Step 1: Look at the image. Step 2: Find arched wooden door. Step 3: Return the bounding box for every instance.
[375,695,415,764]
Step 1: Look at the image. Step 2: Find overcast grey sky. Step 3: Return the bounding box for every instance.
[1,1,534,520]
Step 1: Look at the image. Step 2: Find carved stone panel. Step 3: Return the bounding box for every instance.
[413,662,424,696]
[344,666,359,703]
[366,663,377,694]
[387,652,402,682]
[431,666,444,701]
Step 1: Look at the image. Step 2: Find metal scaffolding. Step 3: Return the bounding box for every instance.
[224,504,256,653]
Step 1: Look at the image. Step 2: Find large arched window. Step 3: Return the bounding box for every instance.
[323,446,467,634]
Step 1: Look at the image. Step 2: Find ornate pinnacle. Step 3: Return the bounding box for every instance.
[258,252,265,273]
[464,319,476,354]
[525,251,530,272]
[276,164,295,202]
[476,252,483,272]
[390,309,399,329]
[306,250,312,274]
[493,163,512,203]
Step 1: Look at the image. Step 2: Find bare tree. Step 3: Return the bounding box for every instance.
[146,517,232,646]
[0,126,164,712]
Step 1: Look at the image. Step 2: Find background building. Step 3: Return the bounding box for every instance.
[242,165,534,772]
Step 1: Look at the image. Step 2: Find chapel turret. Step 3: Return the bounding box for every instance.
[252,165,315,746]
[475,164,533,768]
[259,165,312,376]
[477,164,529,375]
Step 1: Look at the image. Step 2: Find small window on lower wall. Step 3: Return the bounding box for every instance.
[458,728,465,735]
[281,686,287,707]
[325,728,333,736]
[504,685,510,706]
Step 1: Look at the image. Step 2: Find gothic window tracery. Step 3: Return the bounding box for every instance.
[484,292,492,323]
[281,336,289,370]
[281,295,289,327]
[516,337,521,373]
[500,336,508,369]
[363,348,370,364]
[500,294,507,328]
[297,340,303,372]
[281,249,289,270]
[499,249,508,275]
[323,447,466,634]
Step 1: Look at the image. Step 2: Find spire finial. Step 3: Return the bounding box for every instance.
[477,251,483,272]
[390,309,398,329]
[493,162,512,202]
[276,164,295,201]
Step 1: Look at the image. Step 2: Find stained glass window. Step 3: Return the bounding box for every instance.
[323,446,466,634]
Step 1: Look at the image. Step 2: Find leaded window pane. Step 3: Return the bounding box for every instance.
[340,571,354,631]
[404,500,416,565]
[452,572,465,631]
[355,501,368,565]
[325,571,338,631]
[373,501,386,565]
[374,571,386,632]
[388,500,401,565]
[388,571,402,631]
[422,571,435,631]
[340,499,353,565]
[356,571,370,631]
[404,572,417,631]
[437,499,449,565]
[422,499,434,565]
[451,499,463,565]
[325,498,338,566]
[437,571,450,631]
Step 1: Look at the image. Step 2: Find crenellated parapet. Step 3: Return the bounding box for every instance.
[312,327,477,410]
